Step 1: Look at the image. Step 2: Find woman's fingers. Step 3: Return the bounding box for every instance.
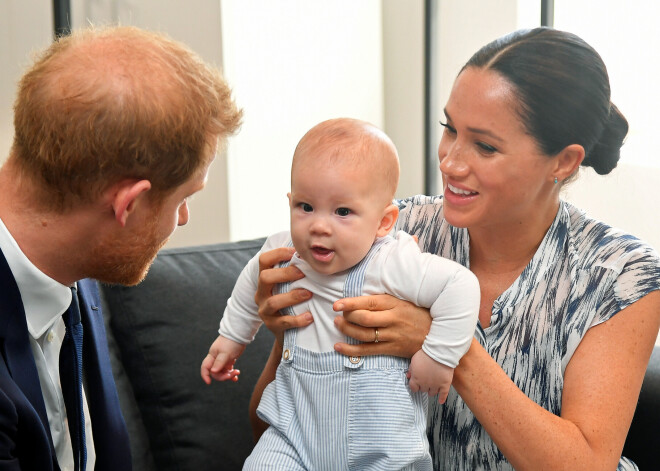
[333,314,385,342]
[255,247,299,308]
[258,246,296,272]
[254,247,313,344]
[255,246,305,319]
[334,339,393,357]
[333,295,432,358]
[257,287,311,319]
[333,294,400,324]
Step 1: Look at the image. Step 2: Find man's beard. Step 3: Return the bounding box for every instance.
[87,214,168,286]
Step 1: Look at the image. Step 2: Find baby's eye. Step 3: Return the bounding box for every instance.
[336,208,351,216]
[301,203,313,212]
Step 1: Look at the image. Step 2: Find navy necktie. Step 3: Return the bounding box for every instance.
[60,286,87,471]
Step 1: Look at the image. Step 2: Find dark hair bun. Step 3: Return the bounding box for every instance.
[463,28,629,177]
[582,103,628,175]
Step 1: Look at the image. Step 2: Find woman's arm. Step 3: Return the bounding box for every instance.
[248,247,313,441]
[454,291,660,470]
[335,291,660,470]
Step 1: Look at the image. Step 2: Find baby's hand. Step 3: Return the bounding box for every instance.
[200,335,246,385]
[408,350,454,404]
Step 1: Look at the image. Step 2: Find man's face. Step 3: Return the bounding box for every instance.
[89,161,211,286]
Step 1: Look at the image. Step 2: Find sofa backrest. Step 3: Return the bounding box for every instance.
[100,238,271,471]
[99,237,660,470]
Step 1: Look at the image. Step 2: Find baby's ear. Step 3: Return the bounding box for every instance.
[376,204,399,237]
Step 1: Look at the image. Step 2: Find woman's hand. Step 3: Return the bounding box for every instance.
[255,247,313,345]
[332,294,431,358]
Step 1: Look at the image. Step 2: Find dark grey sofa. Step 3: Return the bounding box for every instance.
[98,238,660,471]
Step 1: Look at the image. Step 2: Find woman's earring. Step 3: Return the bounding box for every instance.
[554,177,558,184]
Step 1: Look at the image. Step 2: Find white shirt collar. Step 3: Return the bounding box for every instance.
[0,217,72,338]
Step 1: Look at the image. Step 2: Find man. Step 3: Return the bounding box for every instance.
[0,26,242,470]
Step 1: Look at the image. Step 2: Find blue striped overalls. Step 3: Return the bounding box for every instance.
[244,239,432,470]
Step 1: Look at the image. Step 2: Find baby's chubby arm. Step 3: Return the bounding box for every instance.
[376,232,480,397]
[408,350,454,403]
[201,232,296,385]
[201,335,246,384]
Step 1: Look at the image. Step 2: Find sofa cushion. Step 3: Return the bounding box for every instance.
[623,346,660,469]
[100,238,272,471]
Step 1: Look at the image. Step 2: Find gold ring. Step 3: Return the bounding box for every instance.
[374,328,379,343]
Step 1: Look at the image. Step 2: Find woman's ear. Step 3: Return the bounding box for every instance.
[110,179,152,227]
[554,144,585,182]
[376,204,399,237]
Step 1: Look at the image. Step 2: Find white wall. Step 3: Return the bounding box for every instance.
[69,0,230,248]
[220,0,385,241]
[551,1,660,252]
[382,1,425,200]
[2,1,658,255]
[0,0,53,166]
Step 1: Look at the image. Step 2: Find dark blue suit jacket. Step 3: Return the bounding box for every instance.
[0,249,132,470]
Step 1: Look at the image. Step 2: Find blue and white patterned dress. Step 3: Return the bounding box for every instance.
[395,195,660,471]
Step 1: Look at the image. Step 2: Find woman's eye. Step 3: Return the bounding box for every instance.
[477,142,498,154]
[439,121,456,134]
[336,208,351,217]
[301,203,313,212]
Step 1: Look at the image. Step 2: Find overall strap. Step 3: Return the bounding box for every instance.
[342,237,390,369]
[343,236,389,299]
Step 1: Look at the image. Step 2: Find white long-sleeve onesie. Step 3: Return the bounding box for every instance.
[219,230,479,367]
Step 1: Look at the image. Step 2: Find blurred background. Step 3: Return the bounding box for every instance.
[1,0,658,252]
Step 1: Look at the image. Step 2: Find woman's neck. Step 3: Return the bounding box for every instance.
[468,201,560,275]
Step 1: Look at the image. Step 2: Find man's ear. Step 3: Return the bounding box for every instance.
[554,144,585,183]
[376,204,399,237]
[111,180,152,227]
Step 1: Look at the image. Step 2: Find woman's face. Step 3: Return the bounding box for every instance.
[438,67,558,232]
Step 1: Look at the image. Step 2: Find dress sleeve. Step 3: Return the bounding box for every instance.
[592,242,660,327]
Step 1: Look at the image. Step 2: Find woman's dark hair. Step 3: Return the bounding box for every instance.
[463,27,628,175]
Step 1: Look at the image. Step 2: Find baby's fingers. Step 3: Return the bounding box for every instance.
[210,355,234,373]
[210,368,241,383]
[408,377,421,393]
[200,354,216,384]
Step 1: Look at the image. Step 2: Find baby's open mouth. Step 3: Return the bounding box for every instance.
[311,246,334,262]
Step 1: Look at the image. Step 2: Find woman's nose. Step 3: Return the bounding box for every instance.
[438,140,469,176]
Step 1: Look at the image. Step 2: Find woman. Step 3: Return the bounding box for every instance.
[250,28,660,470]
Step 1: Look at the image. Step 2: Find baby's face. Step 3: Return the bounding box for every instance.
[289,159,388,275]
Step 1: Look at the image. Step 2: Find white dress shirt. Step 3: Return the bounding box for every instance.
[0,217,96,471]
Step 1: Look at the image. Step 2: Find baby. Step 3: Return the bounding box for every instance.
[201,118,479,470]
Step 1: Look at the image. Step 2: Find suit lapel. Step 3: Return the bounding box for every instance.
[0,247,52,432]
[78,279,132,470]
[0,249,131,470]
[0,247,59,468]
